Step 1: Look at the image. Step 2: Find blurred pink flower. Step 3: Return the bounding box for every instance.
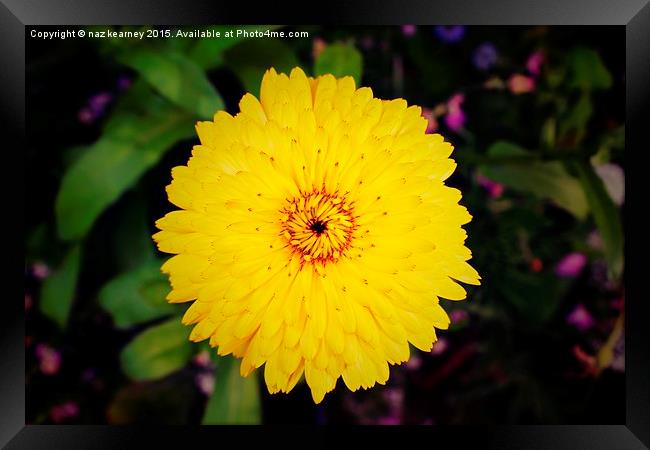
[377,416,401,425]
[312,37,327,60]
[383,388,404,412]
[401,25,417,37]
[444,93,466,131]
[526,51,545,76]
[32,262,51,280]
[193,350,212,368]
[35,344,61,375]
[566,304,596,332]
[431,337,449,355]
[50,401,79,423]
[421,107,438,134]
[555,252,587,278]
[507,74,536,94]
[449,309,469,324]
[476,173,505,198]
[406,353,422,370]
[587,230,604,251]
[25,294,33,312]
[196,372,215,395]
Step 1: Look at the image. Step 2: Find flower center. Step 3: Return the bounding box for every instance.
[280,189,356,265]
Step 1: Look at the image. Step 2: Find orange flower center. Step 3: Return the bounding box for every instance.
[280,189,357,265]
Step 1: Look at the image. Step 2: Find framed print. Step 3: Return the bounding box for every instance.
[4,0,649,447]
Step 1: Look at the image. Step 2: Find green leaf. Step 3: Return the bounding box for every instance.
[568,47,613,91]
[55,107,195,241]
[120,317,192,381]
[573,161,624,280]
[99,260,177,329]
[39,244,82,329]
[202,355,262,424]
[480,141,589,219]
[499,271,570,325]
[559,92,593,143]
[112,192,157,271]
[118,49,224,119]
[224,39,299,96]
[314,42,363,85]
[188,25,283,70]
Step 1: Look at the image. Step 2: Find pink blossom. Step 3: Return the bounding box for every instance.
[35,344,61,375]
[32,262,51,280]
[526,51,545,77]
[405,353,422,370]
[196,372,215,395]
[431,337,449,355]
[507,74,536,94]
[566,304,596,332]
[50,401,79,423]
[476,173,505,198]
[193,350,212,368]
[312,37,327,60]
[555,252,587,278]
[377,416,401,425]
[449,309,469,324]
[401,25,417,37]
[587,230,604,251]
[444,93,466,132]
[421,107,438,134]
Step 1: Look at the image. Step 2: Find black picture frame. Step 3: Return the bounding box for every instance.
[5,0,649,448]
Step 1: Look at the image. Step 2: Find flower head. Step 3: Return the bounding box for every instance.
[35,343,61,375]
[433,26,465,43]
[473,42,498,71]
[401,25,417,37]
[566,304,595,332]
[555,252,587,278]
[153,67,480,403]
[507,74,536,94]
[526,51,545,77]
[444,93,466,132]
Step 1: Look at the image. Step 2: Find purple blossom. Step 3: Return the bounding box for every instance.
[566,304,596,332]
[555,252,587,278]
[401,25,417,37]
[117,75,132,91]
[434,26,465,43]
[473,42,498,71]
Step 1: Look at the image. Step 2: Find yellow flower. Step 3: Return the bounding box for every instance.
[153,67,480,403]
